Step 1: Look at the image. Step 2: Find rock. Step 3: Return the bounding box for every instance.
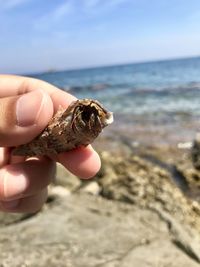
[97,152,200,233]
[117,239,200,267]
[0,193,199,267]
[49,185,71,198]
[191,133,200,170]
[149,205,200,263]
[1,138,200,266]
[175,164,200,200]
[177,142,192,149]
[81,181,101,195]
[0,212,29,226]
[55,163,81,191]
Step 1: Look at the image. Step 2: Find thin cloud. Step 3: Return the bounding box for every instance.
[34,0,132,30]
[52,1,73,20]
[84,0,131,9]
[108,0,130,7]
[33,1,74,31]
[82,0,132,15]
[0,0,30,10]
[84,0,101,8]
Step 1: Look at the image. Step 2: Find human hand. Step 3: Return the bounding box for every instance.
[0,75,101,213]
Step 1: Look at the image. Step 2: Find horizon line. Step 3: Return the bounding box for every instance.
[26,54,200,77]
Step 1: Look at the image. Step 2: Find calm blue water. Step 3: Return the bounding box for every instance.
[31,57,200,120]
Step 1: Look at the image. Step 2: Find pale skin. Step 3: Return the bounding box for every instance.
[0,75,101,213]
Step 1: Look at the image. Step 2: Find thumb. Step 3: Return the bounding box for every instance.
[0,90,54,147]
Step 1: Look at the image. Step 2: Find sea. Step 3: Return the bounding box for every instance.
[31,56,200,145]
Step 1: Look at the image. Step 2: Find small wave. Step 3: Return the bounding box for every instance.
[120,83,200,98]
[63,83,111,93]
[187,81,200,89]
[46,79,200,97]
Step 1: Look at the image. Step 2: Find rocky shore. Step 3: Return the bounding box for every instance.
[1,129,200,266]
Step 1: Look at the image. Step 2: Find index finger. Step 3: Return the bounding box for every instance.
[0,74,76,110]
[0,75,101,178]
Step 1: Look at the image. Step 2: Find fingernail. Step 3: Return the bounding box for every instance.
[1,169,27,199]
[16,90,47,127]
[1,199,20,210]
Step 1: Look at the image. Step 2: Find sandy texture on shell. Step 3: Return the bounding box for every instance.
[13,99,113,156]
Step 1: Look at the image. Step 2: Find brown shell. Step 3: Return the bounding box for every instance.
[12,99,113,156]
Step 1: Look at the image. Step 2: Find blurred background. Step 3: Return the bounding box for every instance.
[1,0,200,142]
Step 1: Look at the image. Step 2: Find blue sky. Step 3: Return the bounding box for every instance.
[1,0,200,73]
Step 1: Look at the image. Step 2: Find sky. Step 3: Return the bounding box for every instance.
[1,0,200,74]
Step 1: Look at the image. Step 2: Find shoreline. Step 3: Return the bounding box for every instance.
[104,112,200,146]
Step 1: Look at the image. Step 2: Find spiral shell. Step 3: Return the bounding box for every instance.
[13,99,113,156]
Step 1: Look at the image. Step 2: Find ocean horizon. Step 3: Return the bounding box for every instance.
[30,55,200,118]
[29,55,200,76]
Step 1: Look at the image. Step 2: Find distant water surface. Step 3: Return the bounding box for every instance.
[30,57,200,143]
